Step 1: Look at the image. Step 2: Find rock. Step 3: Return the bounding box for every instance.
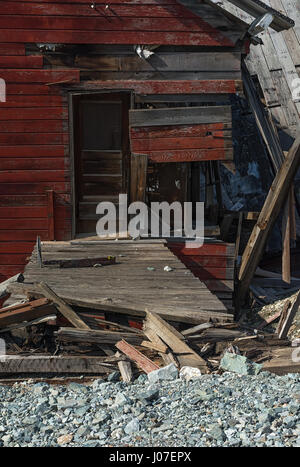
[152,423,173,433]
[191,389,213,402]
[23,416,39,425]
[180,366,202,382]
[148,364,178,384]
[258,412,274,424]
[57,434,73,445]
[68,383,88,394]
[113,392,129,408]
[31,383,49,395]
[137,388,159,402]
[135,374,148,384]
[207,424,226,442]
[220,353,262,376]
[1,434,11,445]
[91,379,105,390]
[92,412,111,425]
[111,428,124,439]
[124,418,140,435]
[107,372,120,382]
[74,407,89,417]
[57,399,79,409]
[75,426,90,438]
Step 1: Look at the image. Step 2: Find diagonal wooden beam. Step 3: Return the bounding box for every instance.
[38,282,90,330]
[237,136,300,304]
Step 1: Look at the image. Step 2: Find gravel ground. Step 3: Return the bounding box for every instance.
[0,368,300,447]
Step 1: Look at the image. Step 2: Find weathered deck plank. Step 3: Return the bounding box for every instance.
[7,240,233,325]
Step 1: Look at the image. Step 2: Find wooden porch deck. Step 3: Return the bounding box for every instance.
[8,239,233,325]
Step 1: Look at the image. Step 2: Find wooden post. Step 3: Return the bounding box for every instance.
[130,154,148,203]
[282,198,291,284]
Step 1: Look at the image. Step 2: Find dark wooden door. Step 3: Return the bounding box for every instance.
[74,93,130,235]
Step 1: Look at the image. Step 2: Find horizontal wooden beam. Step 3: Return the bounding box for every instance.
[0,355,118,374]
[78,80,242,95]
[130,106,232,127]
[133,148,233,163]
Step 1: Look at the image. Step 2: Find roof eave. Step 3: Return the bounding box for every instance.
[225,0,295,32]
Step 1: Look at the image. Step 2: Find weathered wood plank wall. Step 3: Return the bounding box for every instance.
[0,0,245,281]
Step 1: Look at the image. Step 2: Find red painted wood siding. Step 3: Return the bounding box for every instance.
[0,0,236,47]
[130,123,233,163]
[167,241,235,290]
[0,0,240,282]
[0,45,78,281]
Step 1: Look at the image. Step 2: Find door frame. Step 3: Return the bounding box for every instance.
[68,89,133,239]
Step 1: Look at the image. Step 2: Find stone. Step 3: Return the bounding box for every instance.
[113,392,129,408]
[180,366,202,382]
[92,412,111,425]
[2,435,11,445]
[57,434,73,445]
[75,426,90,438]
[31,383,49,395]
[207,424,225,441]
[74,407,89,417]
[192,389,213,402]
[148,364,178,384]
[135,374,148,384]
[68,383,88,394]
[124,418,140,435]
[107,372,120,382]
[220,353,262,376]
[111,428,123,439]
[137,388,159,403]
[57,399,79,409]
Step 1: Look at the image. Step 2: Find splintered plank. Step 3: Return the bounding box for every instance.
[277,291,300,339]
[38,282,90,330]
[0,356,117,374]
[115,351,133,383]
[115,339,160,374]
[146,311,208,372]
[0,298,56,328]
[0,272,24,298]
[56,327,142,346]
[262,348,300,375]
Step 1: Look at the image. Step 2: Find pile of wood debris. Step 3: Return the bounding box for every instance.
[0,275,299,382]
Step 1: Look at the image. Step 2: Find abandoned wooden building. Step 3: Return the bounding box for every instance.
[0,0,296,316]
